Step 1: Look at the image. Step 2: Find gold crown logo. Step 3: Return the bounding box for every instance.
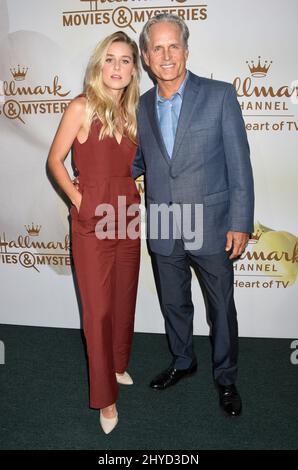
[249,228,263,244]
[10,65,28,81]
[246,56,272,77]
[25,223,41,237]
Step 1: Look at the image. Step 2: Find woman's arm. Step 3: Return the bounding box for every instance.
[47,96,87,211]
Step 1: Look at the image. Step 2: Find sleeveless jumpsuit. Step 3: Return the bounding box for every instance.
[70,119,140,409]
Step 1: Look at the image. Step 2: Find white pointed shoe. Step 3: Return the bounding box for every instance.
[100,409,118,434]
[115,371,133,385]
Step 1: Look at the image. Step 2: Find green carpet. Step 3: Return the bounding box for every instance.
[0,324,297,450]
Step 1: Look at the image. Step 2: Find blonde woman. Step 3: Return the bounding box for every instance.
[47,32,141,434]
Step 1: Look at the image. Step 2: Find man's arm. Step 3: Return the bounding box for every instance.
[222,84,255,258]
[132,145,146,179]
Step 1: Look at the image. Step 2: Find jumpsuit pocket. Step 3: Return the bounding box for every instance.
[77,190,86,218]
[77,185,97,221]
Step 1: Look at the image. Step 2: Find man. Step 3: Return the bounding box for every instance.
[133,13,254,417]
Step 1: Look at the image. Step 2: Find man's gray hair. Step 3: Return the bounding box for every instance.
[139,13,189,53]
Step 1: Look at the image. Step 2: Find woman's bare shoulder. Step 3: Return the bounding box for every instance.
[68,95,87,114]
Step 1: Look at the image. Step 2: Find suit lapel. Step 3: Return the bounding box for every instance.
[171,74,201,162]
[145,87,170,167]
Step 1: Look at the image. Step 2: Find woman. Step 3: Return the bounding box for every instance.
[47,32,141,434]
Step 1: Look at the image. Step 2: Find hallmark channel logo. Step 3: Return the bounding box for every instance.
[0,224,71,272]
[233,56,298,132]
[234,222,298,289]
[0,66,71,124]
[10,65,29,81]
[62,0,208,33]
[246,56,272,78]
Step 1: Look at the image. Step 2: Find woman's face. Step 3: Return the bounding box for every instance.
[102,41,135,97]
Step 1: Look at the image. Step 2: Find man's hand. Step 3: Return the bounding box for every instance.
[225,231,249,259]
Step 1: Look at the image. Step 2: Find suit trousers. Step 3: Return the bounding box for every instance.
[151,238,238,385]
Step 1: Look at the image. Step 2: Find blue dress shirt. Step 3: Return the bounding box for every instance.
[156,71,189,158]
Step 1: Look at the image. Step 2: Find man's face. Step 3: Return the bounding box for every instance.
[143,22,188,84]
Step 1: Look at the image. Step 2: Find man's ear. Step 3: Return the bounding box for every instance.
[142,51,150,67]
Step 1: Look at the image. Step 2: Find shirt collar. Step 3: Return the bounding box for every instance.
[156,70,189,103]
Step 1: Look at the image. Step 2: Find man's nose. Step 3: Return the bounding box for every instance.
[162,48,171,61]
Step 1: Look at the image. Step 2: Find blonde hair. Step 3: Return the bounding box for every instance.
[84,31,140,143]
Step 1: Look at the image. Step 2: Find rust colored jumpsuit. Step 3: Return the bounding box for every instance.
[70,119,140,409]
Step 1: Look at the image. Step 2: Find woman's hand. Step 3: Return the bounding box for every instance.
[72,176,80,190]
[71,176,81,212]
[72,189,82,213]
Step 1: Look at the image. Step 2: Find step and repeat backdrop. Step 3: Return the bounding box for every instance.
[0,0,297,337]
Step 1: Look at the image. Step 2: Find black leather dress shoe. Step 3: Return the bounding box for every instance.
[217,384,242,417]
[150,363,197,390]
